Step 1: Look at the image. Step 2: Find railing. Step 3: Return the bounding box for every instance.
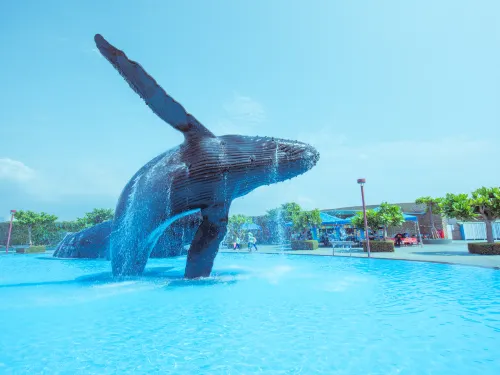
[330,240,356,256]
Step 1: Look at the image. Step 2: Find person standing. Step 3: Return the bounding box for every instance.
[248,233,258,251]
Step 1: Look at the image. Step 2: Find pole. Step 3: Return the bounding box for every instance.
[360,184,371,257]
[357,179,371,257]
[6,210,16,254]
[415,220,423,247]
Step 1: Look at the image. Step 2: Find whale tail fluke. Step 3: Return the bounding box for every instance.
[94,34,214,140]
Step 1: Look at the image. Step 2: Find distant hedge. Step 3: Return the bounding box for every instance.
[363,240,395,252]
[468,243,500,255]
[16,245,46,254]
[0,222,75,246]
[291,240,319,250]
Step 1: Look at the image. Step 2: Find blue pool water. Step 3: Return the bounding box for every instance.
[1,252,499,374]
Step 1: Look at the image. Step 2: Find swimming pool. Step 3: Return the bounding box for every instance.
[1,252,499,374]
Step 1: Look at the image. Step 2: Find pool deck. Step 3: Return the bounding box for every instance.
[220,242,500,269]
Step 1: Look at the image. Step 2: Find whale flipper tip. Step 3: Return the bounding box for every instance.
[94,33,215,140]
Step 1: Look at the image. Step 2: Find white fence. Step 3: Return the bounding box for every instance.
[460,222,500,240]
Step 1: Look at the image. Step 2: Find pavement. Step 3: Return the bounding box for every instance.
[220,242,500,269]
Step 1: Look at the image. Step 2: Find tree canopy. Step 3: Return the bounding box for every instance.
[14,210,58,245]
[350,203,405,240]
[76,208,115,229]
[415,196,443,215]
[377,202,405,238]
[227,214,253,241]
[351,210,380,231]
[292,208,322,232]
[441,187,500,243]
[266,202,302,224]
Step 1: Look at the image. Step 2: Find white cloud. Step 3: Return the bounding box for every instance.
[0,158,125,202]
[223,93,266,124]
[213,93,266,135]
[0,158,36,182]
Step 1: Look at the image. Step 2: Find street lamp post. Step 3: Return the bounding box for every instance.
[6,210,16,254]
[357,179,371,257]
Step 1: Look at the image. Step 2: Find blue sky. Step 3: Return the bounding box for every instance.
[1,0,499,221]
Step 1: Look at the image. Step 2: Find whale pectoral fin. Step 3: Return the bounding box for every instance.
[94,34,215,140]
[184,206,229,279]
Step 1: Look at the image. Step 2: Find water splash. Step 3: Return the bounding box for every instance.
[275,208,286,252]
[270,144,287,252]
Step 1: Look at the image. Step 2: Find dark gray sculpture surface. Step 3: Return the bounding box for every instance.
[53,213,201,259]
[55,34,319,279]
[150,214,202,258]
[53,221,112,259]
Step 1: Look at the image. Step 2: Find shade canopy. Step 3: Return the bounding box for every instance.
[320,212,351,225]
[284,213,350,227]
[402,213,418,222]
[345,211,419,223]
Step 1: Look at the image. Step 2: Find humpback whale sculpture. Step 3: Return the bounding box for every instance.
[53,221,112,259]
[58,34,319,278]
[53,213,202,259]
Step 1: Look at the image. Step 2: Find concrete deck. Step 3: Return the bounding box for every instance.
[220,242,500,269]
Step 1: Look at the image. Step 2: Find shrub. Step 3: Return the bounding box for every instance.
[16,245,46,254]
[362,240,394,252]
[291,240,319,250]
[468,243,500,255]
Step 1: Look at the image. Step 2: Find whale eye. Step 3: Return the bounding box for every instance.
[249,156,256,163]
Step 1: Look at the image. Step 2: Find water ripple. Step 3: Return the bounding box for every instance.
[0,253,499,374]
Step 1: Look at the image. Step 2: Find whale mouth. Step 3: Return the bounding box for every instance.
[269,143,320,184]
[304,144,320,166]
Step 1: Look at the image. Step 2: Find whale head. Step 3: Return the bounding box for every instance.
[218,135,320,197]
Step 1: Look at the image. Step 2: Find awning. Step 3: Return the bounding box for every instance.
[402,213,418,222]
[345,213,418,223]
[284,213,350,227]
[320,212,351,225]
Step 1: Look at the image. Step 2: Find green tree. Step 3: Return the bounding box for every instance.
[264,202,302,243]
[415,196,443,238]
[440,187,500,243]
[280,202,302,223]
[266,202,302,224]
[265,208,281,223]
[14,210,58,246]
[59,221,87,233]
[292,209,322,233]
[227,214,252,242]
[351,210,381,233]
[350,204,404,240]
[76,208,114,229]
[377,202,405,239]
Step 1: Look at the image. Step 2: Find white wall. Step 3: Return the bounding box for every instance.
[461,222,500,240]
